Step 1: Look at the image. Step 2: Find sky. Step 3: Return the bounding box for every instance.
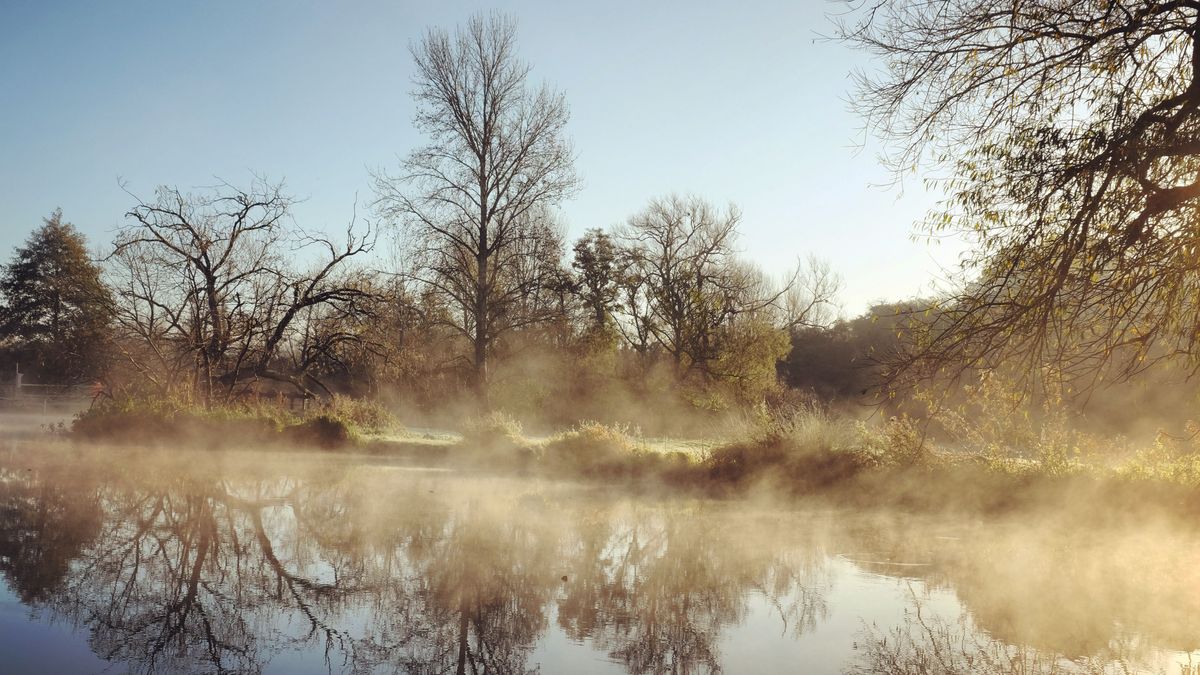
[0,0,966,315]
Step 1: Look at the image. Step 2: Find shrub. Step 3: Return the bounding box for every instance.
[285,414,355,449]
[857,415,925,468]
[541,421,643,475]
[72,396,176,442]
[69,394,376,450]
[70,396,288,445]
[705,406,875,490]
[461,411,526,451]
[321,394,401,436]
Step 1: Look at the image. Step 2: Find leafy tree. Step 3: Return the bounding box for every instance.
[782,302,920,401]
[571,228,621,334]
[840,1,1200,392]
[0,210,112,384]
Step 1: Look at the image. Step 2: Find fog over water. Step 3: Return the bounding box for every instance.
[0,440,1197,675]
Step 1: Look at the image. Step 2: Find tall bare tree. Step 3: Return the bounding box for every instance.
[373,12,578,405]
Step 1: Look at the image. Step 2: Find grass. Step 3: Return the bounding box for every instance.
[66,394,1200,518]
[435,405,1200,518]
[71,394,402,450]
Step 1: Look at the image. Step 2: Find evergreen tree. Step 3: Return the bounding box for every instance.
[571,228,620,333]
[0,210,112,384]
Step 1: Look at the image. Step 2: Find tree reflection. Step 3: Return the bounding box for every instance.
[0,453,857,674]
[835,516,1200,662]
[557,507,832,674]
[33,449,1200,674]
[846,593,1138,675]
[0,462,101,602]
[391,504,556,674]
[43,475,374,673]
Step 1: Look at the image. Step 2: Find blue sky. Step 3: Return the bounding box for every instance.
[0,0,963,314]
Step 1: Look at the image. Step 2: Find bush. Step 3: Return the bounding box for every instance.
[72,397,174,441]
[321,394,401,436]
[541,421,643,475]
[285,414,355,449]
[705,406,876,490]
[71,396,289,445]
[461,411,526,450]
[857,415,926,467]
[70,394,363,450]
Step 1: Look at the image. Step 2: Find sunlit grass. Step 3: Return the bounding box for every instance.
[67,393,1200,516]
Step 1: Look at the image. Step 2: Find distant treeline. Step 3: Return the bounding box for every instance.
[0,196,880,431]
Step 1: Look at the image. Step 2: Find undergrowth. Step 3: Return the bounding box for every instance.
[72,394,401,450]
[67,385,1200,516]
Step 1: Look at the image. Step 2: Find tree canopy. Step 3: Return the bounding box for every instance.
[841,0,1200,392]
[0,210,112,384]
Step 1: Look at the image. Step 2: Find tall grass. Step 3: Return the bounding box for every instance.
[72,393,401,449]
[68,386,1200,514]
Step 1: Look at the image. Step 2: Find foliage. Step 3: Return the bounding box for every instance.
[0,210,112,384]
[323,394,400,435]
[460,411,527,451]
[705,406,878,489]
[286,414,355,449]
[841,0,1200,393]
[857,414,925,468]
[924,371,1121,476]
[540,421,644,474]
[69,394,388,450]
[1116,427,1200,489]
[72,396,292,445]
[570,228,621,334]
[781,302,916,401]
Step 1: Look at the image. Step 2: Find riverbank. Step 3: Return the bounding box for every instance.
[55,399,1200,520]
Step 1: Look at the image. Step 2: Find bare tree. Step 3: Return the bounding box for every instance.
[614,195,838,385]
[373,12,578,405]
[111,179,376,403]
[784,255,841,330]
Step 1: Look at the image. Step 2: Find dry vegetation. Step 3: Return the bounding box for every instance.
[72,393,401,450]
[68,384,1200,521]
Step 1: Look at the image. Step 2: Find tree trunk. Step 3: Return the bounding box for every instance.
[474,247,490,411]
[475,179,490,410]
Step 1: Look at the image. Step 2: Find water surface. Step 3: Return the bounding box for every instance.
[0,441,1197,674]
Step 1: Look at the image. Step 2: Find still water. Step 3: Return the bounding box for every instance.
[0,441,1198,674]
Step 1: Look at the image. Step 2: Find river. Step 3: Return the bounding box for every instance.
[0,440,1196,674]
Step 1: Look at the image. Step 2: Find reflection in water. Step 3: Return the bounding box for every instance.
[0,461,101,604]
[845,591,1192,675]
[0,444,1197,674]
[556,509,831,674]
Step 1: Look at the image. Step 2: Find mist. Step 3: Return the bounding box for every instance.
[6,2,1200,674]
